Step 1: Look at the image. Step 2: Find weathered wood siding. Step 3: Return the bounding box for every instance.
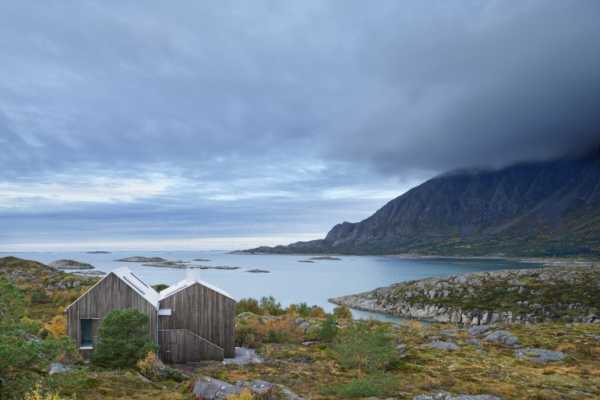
[158,329,224,363]
[158,283,236,358]
[66,273,158,353]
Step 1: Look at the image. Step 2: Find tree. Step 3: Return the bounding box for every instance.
[319,315,338,342]
[92,309,157,368]
[236,298,261,315]
[259,296,285,315]
[332,321,398,376]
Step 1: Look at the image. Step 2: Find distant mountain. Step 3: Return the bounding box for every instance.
[250,151,600,257]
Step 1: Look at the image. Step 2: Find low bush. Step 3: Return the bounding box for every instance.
[333,305,353,320]
[92,309,157,369]
[44,315,67,338]
[24,385,63,400]
[332,321,399,375]
[288,303,327,318]
[136,352,186,382]
[30,289,51,304]
[319,315,338,342]
[322,373,399,398]
[235,315,305,347]
[236,298,261,315]
[0,278,77,400]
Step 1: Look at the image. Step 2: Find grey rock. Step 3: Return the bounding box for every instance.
[484,330,519,346]
[48,362,71,375]
[465,338,481,346]
[223,347,263,365]
[236,380,274,395]
[515,348,566,363]
[414,392,502,400]
[425,340,460,351]
[468,325,493,336]
[192,376,304,400]
[192,377,240,400]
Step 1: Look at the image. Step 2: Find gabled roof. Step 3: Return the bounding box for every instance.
[158,278,235,301]
[112,267,160,308]
[65,267,160,310]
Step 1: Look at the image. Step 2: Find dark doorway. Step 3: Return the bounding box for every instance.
[80,319,93,347]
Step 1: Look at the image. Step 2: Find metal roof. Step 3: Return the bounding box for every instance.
[158,277,235,301]
[112,267,160,308]
[65,267,234,311]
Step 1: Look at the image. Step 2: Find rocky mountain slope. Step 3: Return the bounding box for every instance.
[249,152,600,256]
[330,264,600,324]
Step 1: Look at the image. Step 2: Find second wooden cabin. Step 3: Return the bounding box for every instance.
[65,267,236,363]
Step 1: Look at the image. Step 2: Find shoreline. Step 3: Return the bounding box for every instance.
[238,250,598,267]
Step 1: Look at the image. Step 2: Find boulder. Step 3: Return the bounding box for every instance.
[192,377,240,400]
[414,392,502,400]
[223,347,263,365]
[192,376,304,400]
[425,341,460,351]
[484,330,519,347]
[48,362,71,375]
[468,325,493,336]
[515,348,566,363]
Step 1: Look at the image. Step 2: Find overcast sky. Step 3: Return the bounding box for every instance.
[1,1,599,251]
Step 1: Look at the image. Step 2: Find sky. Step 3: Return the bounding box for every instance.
[1,1,600,251]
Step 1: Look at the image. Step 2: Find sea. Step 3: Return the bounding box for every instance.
[8,250,541,321]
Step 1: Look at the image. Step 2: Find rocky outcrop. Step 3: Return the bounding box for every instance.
[0,257,97,291]
[515,348,566,363]
[414,393,501,400]
[192,377,303,400]
[247,153,600,257]
[115,256,167,262]
[49,259,94,270]
[330,265,600,325]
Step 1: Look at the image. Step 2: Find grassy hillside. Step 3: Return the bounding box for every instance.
[2,257,599,399]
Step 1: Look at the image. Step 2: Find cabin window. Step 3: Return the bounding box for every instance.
[80,319,93,347]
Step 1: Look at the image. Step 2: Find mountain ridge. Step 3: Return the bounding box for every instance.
[248,153,600,257]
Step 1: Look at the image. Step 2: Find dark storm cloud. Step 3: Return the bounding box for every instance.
[0,1,599,248]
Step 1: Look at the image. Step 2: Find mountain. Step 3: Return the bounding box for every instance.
[249,151,600,257]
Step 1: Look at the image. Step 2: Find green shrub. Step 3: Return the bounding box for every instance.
[92,309,157,368]
[235,324,260,348]
[333,305,353,320]
[236,298,261,315]
[319,315,338,342]
[288,302,311,317]
[332,321,399,374]
[0,278,76,400]
[30,289,51,304]
[323,373,398,398]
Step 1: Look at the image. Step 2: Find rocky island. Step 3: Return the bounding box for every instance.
[116,256,168,263]
[49,259,95,270]
[331,265,600,324]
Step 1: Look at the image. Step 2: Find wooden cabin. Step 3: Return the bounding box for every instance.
[65,267,236,363]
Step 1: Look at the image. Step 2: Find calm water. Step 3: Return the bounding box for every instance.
[10,251,540,321]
